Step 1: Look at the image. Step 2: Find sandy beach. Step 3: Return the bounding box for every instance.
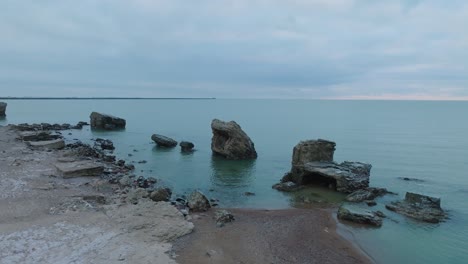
[0,124,370,264]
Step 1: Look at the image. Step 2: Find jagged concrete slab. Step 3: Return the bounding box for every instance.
[55,161,104,178]
[28,139,65,150]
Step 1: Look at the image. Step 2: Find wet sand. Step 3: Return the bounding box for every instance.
[174,208,372,264]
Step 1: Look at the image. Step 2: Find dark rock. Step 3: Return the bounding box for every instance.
[374,211,386,218]
[0,102,7,116]
[346,187,389,202]
[116,160,126,167]
[365,200,377,206]
[150,187,172,202]
[244,192,256,196]
[180,141,195,152]
[287,161,371,193]
[137,160,147,164]
[337,205,383,227]
[398,177,425,182]
[95,138,115,150]
[151,134,178,147]
[385,192,447,223]
[211,119,257,160]
[187,190,211,212]
[214,210,235,227]
[90,112,126,130]
[272,181,304,192]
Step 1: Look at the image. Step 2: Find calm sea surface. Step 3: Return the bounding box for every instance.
[1,99,467,264]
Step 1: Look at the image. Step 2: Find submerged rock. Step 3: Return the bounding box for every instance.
[151,134,178,147]
[214,210,235,227]
[337,205,383,227]
[272,181,304,192]
[90,112,126,130]
[180,141,195,152]
[0,102,7,116]
[385,192,447,223]
[346,187,389,202]
[211,119,257,160]
[187,190,211,212]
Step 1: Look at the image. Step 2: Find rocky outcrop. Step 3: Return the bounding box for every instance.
[13,122,87,131]
[275,139,371,193]
[0,102,7,116]
[151,134,178,147]
[292,139,336,166]
[94,138,115,150]
[90,112,126,130]
[346,187,389,202]
[211,119,257,160]
[337,205,383,227]
[385,192,447,223]
[283,161,371,193]
[187,190,211,212]
[180,141,195,152]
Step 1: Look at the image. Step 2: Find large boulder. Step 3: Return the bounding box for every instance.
[151,134,178,147]
[28,139,65,150]
[90,112,126,130]
[187,190,211,212]
[54,160,104,178]
[385,192,446,223]
[337,205,383,227]
[211,119,257,160]
[292,139,336,167]
[0,102,6,117]
[283,161,371,193]
[150,187,172,202]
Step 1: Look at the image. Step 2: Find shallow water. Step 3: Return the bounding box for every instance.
[1,99,467,264]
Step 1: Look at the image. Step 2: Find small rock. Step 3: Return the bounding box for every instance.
[126,188,149,204]
[187,190,211,212]
[385,192,446,223]
[214,210,235,227]
[180,141,195,152]
[149,187,172,202]
[151,134,178,147]
[337,205,383,227]
[346,187,389,203]
[365,200,377,206]
[244,192,256,196]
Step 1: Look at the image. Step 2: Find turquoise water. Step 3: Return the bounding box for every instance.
[1,99,467,264]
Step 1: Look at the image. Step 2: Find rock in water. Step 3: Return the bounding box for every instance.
[151,134,178,147]
[187,190,211,212]
[284,161,371,193]
[346,187,389,202]
[0,102,6,117]
[337,205,383,227]
[179,141,195,152]
[28,139,66,150]
[90,112,126,130]
[385,192,447,223]
[292,139,336,166]
[211,119,257,160]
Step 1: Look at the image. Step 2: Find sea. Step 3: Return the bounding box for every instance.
[0,99,467,264]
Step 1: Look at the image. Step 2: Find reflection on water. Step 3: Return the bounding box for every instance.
[210,156,256,188]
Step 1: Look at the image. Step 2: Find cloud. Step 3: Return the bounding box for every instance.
[0,0,467,99]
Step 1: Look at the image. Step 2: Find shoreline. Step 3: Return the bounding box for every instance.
[0,124,373,263]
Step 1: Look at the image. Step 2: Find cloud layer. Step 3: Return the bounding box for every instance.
[1,0,467,99]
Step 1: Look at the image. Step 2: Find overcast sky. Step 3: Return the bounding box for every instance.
[1,0,467,99]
